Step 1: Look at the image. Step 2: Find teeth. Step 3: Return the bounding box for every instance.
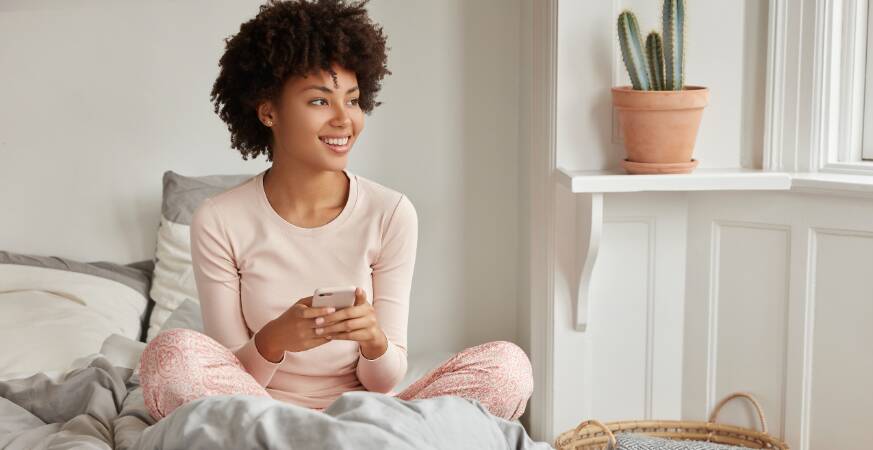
[321,136,349,146]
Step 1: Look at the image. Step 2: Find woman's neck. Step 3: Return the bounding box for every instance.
[263,162,349,219]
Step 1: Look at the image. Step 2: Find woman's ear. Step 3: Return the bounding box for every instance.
[257,102,275,127]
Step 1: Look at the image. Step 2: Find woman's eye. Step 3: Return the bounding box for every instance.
[310,98,359,107]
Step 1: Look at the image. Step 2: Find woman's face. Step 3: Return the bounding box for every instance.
[260,64,364,171]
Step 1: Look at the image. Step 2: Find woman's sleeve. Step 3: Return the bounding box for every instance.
[190,198,285,387]
[356,194,418,393]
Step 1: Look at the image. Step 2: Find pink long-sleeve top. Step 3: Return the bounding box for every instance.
[189,168,418,410]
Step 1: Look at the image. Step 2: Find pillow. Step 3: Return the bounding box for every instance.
[147,171,251,342]
[160,298,204,333]
[0,251,152,379]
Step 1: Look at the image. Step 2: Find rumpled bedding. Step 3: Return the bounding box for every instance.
[0,356,553,450]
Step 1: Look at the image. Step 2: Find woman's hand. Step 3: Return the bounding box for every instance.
[315,287,388,359]
[254,296,336,362]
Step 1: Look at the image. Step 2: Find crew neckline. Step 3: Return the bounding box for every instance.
[257,168,358,236]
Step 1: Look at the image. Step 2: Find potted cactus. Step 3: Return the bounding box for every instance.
[614,0,708,174]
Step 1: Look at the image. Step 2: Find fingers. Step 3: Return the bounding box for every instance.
[300,306,336,319]
[315,316,374,335]
[325,329,372,342]
[321,292,369,324]
[295,296,314,307]
[353,287,366,305]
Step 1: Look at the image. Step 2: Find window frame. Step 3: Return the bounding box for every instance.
[765,0,873,175]
[863,0,873,161]
[815,0,871,173]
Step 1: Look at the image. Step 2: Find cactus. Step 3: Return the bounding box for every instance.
[617,10,651,91]
[662,0,685,90]
[646,31,665,91]
[617,0,687,91]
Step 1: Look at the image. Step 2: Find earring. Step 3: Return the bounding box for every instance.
[265,120,273,127]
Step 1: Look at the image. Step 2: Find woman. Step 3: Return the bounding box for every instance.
[139,0,533,422]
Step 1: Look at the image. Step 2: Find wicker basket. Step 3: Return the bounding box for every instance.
[554,392,790,449]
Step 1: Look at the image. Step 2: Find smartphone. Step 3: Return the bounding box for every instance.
[312,286,357,310]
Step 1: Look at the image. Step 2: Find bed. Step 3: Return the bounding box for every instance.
[0,171,551,450]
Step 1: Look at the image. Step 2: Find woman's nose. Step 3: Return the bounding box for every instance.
[330,104,352,127]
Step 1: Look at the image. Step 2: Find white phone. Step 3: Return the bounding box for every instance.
[312,286,357,310]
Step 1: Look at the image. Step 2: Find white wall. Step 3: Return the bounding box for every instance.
[557,0,768,172]
[0,0,522,357]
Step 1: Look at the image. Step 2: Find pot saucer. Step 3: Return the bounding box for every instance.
[622,159,699,174]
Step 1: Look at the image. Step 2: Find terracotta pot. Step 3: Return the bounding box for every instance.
[611,85,709,174]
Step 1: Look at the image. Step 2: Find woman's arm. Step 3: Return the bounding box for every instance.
[356,194,418,393]
[190,198,286,387]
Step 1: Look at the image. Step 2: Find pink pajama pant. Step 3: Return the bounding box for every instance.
[139,328,534,422]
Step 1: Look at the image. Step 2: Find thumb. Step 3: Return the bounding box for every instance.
[354,287,366,305]
[296,296,313,307]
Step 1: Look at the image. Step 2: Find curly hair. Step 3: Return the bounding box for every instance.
[210,0,391,161]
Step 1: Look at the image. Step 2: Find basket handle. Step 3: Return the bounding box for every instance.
[574,419,617,449]
[708,391,768,434]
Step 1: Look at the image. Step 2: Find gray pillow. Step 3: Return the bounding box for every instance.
[161,171,253,225]
[160,298,204,333]
[0,251,155,342]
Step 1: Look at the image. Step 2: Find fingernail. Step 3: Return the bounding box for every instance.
[326,335,332,340]
[326,308,336,313]
[315,317,324,325]
[315,328,323,335]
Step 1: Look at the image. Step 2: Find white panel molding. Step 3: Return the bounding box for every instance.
[798,227,873,450]
[604,216,657,419]
[706,220,792,416]
[799,227,818,450]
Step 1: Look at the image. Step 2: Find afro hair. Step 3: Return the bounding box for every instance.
[210,0,391,161]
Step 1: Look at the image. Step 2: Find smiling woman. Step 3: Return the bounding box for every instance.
[138,0,534,426]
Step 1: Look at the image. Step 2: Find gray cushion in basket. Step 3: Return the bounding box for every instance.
[616,433,748,450]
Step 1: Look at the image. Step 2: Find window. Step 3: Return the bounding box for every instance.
[864,0,873,160]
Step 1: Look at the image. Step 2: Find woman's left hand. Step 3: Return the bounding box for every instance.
[314,287,387,357]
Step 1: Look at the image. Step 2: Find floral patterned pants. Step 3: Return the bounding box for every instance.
[139,328,534,422]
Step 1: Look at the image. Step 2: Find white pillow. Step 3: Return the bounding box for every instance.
[147,217,198,342]
[146,171,251,342]
[0,265,148,380]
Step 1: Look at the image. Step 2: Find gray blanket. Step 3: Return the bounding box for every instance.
[0,356,553,450]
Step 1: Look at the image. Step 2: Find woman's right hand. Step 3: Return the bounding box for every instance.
[254,296,336,362]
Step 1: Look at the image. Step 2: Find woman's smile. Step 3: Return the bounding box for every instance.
[319,135,352,154]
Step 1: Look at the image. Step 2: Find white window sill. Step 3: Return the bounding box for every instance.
[557,168,791,193]
[790,172,873,199]
[557,167,873,199]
